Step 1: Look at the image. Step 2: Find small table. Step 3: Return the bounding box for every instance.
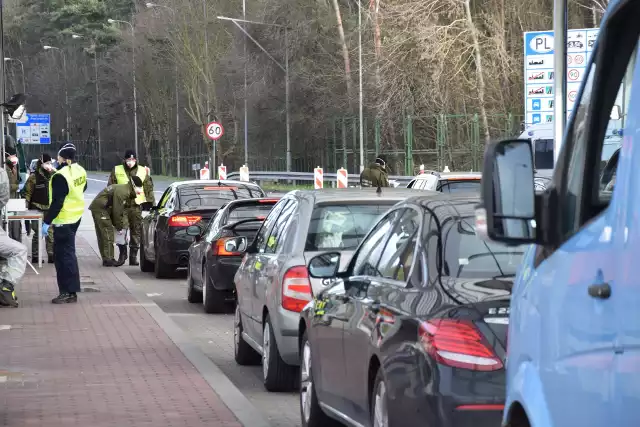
[5,210,43,269]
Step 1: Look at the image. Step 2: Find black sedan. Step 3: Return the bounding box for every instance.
[186,197,280,313]
[140,180,265,278]
[298,193,524,427]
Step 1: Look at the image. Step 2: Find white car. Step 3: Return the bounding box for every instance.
[406,170,482,193]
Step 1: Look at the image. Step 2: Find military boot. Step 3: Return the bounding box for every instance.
[129,247,139,266]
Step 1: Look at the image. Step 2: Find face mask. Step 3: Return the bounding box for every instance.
[134,186,143,195]
[126,160,136,168]
[42,162,54,172]
[7,155,17,166]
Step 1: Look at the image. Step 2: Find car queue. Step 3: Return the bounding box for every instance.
[130,167,532,427]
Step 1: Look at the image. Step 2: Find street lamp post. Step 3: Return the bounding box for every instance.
[217,16,291,171]
[203,0,213,171]
[146,2,181,177]
[43,45,70,141]
[108,18,138,156]
[3,58,25,94]
[71,34,102,171]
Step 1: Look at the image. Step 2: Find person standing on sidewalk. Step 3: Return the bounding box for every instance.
[23,153,55,264]
[0,166,27,308]
[108,150,155,266]
[43,144,87,304]
[89,176,143,266]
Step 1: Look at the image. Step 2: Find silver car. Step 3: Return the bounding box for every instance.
[230,188,420,392]
[406,170,482,193]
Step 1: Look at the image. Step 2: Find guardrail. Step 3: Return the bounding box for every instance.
[225,171,414,187]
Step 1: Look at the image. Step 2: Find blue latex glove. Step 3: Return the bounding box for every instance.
[41,223,50,236]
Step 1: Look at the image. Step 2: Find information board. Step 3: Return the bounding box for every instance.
[523,28,599,126]
[16,113,51,144]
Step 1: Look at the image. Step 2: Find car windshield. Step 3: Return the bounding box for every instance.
[441,217,524,279]
[438,180,481,193]
[306,203,390,251]
[178,185,263,208]
[227,203,276,222]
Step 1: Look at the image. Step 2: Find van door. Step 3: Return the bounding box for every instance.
[513,7,640,427]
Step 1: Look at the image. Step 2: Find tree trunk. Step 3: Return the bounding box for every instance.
[331,0,354,107]
[370,0,382,85]
[462,0,491,144]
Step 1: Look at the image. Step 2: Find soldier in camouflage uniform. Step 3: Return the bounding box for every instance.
[23,153,56,263]
[107,150,155,266]
[89,176,143,266]
[359,157,390,188]
[4,153,22,242]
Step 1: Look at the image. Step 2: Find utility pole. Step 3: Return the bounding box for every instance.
[358,0,364,172]
[1,0,5,162]
[243,0,248,165]
[203,0,213,170]
[553,0,567,166]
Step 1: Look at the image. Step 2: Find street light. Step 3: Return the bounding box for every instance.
[217,16,291,172]
[70,33,102,171]
[43,45,70,141]
[3,58,25,94]
[146,2,182,177]
[108,18,139,156]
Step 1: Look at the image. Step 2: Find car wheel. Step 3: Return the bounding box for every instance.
[262,314,298,392]
[300,331,340,427]
[202,268,226,313]
[234,304,261,365]
[153,241,173,279]
[140,241,154,273]
[371,369,389,427]
[186,264,202,303]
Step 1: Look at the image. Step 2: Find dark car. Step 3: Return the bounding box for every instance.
[140,180,266,278]
[186,197,281,313]
[298,193,524,427]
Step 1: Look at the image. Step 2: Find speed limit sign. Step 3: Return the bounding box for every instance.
[206,121,224,140]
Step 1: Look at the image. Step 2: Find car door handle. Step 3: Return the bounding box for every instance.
[588,283,611,299]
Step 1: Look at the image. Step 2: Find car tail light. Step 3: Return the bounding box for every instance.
[212,238,242,256]
[418,319,503,371]
[258,198,280,203]
[281,266,312,312]
[168,215,202,227]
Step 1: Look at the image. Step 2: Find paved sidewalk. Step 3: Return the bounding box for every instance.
[0,237,242,427]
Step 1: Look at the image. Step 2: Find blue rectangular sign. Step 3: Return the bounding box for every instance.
[16,113,51,144]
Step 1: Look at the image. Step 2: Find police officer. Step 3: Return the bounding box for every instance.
[90,176,143,266]
[360,157,390,188]
[108,150,154,266]
[43,143,87,304]
[24,153,55,264]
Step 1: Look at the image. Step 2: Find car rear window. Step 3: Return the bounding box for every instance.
[227,204,276,222]
[178,185,264,208]
[306,204,391,251]
[437,218,524,280]
[437,180,481,193]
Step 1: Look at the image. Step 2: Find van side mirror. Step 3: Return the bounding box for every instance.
[478,139,537,245]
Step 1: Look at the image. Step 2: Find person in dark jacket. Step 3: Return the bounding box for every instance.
[43,143,87,304]
[360,157,390,188]
[23,153,55,263]
[89,176,143,266]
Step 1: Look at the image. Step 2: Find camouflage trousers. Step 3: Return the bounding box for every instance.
[30,210,54,260]
[125,205,142,250]
[91,209,115,261]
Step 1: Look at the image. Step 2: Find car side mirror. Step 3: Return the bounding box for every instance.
[224,236,248,254]
[308,252,341,279]
[478,139,537,245]
[186,225,201,239]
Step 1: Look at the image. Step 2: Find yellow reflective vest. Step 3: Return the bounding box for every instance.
[114,164,147,205]
[49,163,87,225]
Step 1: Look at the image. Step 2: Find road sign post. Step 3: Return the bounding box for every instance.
[239,165,249,182]
[15,113,51,144]
[206,121,224,179]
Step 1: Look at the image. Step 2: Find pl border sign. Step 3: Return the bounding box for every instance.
[206,121,224,141]
[16,113,51,145]
[524,28,599,127]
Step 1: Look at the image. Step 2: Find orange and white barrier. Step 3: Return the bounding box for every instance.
[200,167,210,180]
[218,164,227,180]
[419,164,425,174]
[239,165,249,182]
[337,168,348,188]
[314,167,323,189]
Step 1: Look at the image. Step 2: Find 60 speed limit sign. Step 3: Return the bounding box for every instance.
[206,121,224,140]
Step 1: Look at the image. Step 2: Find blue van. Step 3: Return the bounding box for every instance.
[477,1,640,426]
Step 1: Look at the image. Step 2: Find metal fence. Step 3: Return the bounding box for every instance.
[19,113,525,178]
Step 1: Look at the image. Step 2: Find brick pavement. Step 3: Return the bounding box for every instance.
[0,237,242,427]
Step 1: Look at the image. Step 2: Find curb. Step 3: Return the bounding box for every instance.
[81,231,272,427]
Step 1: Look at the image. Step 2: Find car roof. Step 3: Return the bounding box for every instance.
[219,196,282,211]
[172,179,262,188]
[413,171,482,180]
[286,187,423,204]
[403,192,481,218]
